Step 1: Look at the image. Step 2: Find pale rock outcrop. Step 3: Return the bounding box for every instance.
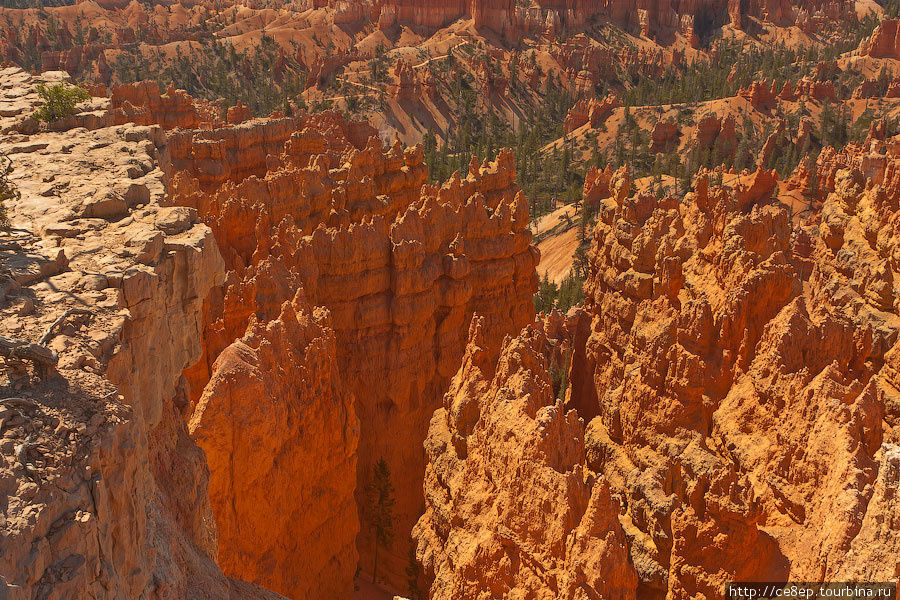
[0,67,281,600]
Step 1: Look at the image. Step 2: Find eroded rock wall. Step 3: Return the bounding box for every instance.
[413,317,638,599]
[567,158,900,593]
[166,108,538,591]
[415,146,900,597]
[189,293,359,600]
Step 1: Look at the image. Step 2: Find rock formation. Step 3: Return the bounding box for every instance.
[167,107,539,589]
[1,64,538,600]
[564,95,619,134]
[859,19,900,59]
[391,59,418,100]
[0,66,283,600]
[739,79,778,111]
[651,120,679,153]
[413,317,639,600]
[380,0,467,30]
[376,0,833,42]
[0,0,892,594]
[109,81,220,130]
[693,113,738,159]
[472,0,518,38]
[416,144,900,596]
[189,291,359,600]
[225,101,251,125]
[583,164,629,208]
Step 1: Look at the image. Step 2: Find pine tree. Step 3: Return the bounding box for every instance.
[405,540,423,600]
[365,458,396,584]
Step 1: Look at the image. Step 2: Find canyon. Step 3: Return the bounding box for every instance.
[0,66,537,598]
[2,2,900,600]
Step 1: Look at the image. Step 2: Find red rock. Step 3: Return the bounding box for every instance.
[729,0,743,28]
[638,8,652,36]
[383,0,466,29]
[333,0,368,24]
[779,79,796,100]
[758,118,787,168]
[794,77,837,101]
[797,117,814,150]
[563,94,618,133]
[472,0,517,37]
[170,111,538,590]
[226,100,251,124]
[694,113,737,158]
[583,164,614,206]
[859,19,900,59]
[560,155,900,593]
[739,79,777,110]
[680,13,699,48]
[391,59,417,100]
[651,119,679,153]
[110,81,217,130]
[189,291,359,600]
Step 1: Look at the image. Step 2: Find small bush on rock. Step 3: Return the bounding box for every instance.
[32,83,91,123]
[0,151,19,230]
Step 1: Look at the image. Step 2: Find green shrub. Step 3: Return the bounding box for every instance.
[0,151,19,231]
[32,83,91,123]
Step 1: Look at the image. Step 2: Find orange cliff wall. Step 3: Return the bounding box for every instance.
[189,292,360,600]
[413,317,639,599]
[413,153,900,596]
[162,113,539,595]
[569,159,900,592]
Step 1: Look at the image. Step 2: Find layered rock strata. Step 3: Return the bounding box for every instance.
[167,109,539,590]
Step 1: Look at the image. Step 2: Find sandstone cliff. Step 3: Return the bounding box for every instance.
[413,317,639,599]
[165,107,538,590]
[415,143,900,597]
[189,292,359,600]
[0,66,283,600]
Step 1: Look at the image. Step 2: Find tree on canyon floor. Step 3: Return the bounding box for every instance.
[405,540,424,600]
[365,457,396,584]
